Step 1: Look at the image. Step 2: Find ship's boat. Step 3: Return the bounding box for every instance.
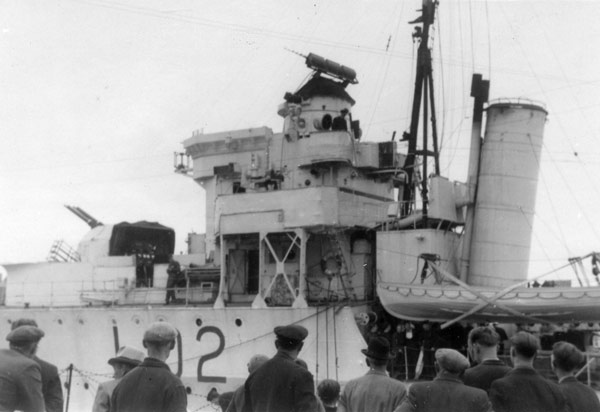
[2,1,600,410]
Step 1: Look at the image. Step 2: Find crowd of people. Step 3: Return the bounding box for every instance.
[1,319,599,412]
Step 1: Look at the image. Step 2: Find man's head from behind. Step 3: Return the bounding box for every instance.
[551,341,584,374]
[317,379,341,407]
[510,331,540,361]
[247,354,269,374]
[109,345,145,378]
[361,336,393,368]
[435,348,470,376]
[11,318,38,330]
[143,322,177,361]
[6,325,45,358]
[274,324,308,356]
[468,326,500,363]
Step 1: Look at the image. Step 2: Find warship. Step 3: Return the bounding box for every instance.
[2,1,600,410]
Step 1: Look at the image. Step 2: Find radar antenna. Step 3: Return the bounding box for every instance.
[285,48,358,85]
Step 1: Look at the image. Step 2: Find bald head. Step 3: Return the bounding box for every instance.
[247,354,269,374]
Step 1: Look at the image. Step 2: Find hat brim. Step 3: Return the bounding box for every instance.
[361,349,395,360]
[108,356,142,367]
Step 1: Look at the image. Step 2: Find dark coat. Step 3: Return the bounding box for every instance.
[396,372,491,412]
[489,367,567,412]
[0,348,45,412]
[244,351,318,412]
[462,359,511,393]
[338,369,407,412]
[559,376,600,412]
[35,356,64,412]
[111,357,187,412]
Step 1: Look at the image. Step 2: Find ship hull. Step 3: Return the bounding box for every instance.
[0,305,367,412]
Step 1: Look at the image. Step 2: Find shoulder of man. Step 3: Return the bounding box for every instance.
[19,356,43,373]
[35,357,60,374]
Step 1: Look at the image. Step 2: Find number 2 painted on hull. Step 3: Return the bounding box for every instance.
[196,326,226,383]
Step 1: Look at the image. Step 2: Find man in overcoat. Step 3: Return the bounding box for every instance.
[11,318,64,412]
[0,325,46,412]
[489,331,567,412]
[111,322,187,412]
[551,340,600,412]
[338,336,407,412]
[395,348,491,412]
[243,324,318,412]
[92,345,145,412]
[226,354,269,412]
[463,325,511,392]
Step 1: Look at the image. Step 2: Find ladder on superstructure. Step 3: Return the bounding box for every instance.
[47,240,80,262]
[327,232,357,301]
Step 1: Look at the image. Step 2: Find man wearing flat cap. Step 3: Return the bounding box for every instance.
[551,341,600,412]
[338,336,407,412]
[0,325,46,412]
[11,318,64,412]
[489,331,567,412]
[243,323,319,412]
[395,348,491,412]
[93,345,145,412]
[111,321,187,412]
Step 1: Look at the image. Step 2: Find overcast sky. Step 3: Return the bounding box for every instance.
[1,0,600,280]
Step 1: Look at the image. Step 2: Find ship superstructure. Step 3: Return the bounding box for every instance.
[181,52,403,310]
[3,1,600,411]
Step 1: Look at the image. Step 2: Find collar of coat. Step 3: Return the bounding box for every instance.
[139,357,171,371]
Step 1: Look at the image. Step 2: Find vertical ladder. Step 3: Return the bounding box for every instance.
[328,232,357,301]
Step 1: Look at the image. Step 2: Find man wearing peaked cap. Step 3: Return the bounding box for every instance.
[93,346,145,412]
[490,331,567,412]
[0,325,45,412]
[243,323,318,412]
[395,348,491,412]
[111,322,187,412]
[274,324,308,343]
[10,319,64,412]
[338,336,407,412]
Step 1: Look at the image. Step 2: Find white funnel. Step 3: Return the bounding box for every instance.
[467,100,547,287]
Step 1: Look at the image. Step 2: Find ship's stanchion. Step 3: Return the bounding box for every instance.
[575,351,599,387]
[65,363,73,412]
[404,349,409,381]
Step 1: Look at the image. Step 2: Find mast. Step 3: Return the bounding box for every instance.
[459,74,489,282]
[402,0,440,222]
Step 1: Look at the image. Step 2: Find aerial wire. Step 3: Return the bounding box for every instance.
[435,3,446,153]
[364,1,405,138]
[499,3,600,263]
[485,0,492,81]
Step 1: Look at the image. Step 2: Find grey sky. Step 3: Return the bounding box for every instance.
[1,0,599,280]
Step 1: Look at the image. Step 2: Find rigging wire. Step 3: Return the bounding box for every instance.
[468,0,476,73]
[364,1,406,138]
[484,0,492,81]
[71,0,415,62]
[435,4,446,153]
[499,3,600,248]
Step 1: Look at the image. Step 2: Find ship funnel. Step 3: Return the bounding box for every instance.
[467,100,548,288]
